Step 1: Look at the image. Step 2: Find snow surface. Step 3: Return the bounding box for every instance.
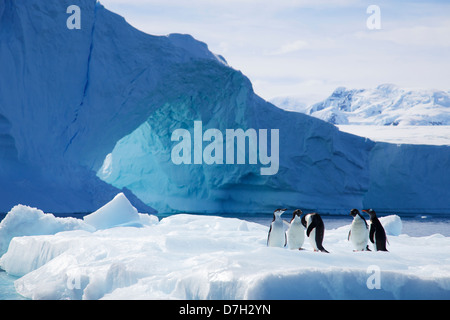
[337,125,450,146]
[0,193,449,300]
[0,205,94,257]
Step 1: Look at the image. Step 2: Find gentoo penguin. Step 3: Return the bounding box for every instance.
[267,208,287,247]
[348,209,370,251]
[363,209,388,251]
[301,213,329,253]
[287,209,305,250]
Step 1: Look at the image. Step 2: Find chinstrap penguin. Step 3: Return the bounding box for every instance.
[267,208,287,247]
[287,209,305,250]
[301,213,329,253]
[348,209,370,251]
[364,209,388,251]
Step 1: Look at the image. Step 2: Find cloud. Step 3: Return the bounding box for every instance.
[100,0,359,9]
[356,22,450,48]
[98,0,450,101]
[269,40,309,55]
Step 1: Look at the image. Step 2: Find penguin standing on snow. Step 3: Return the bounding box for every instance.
[267,208,287,247]
[287,209,305,250]
[363,209,388,251]
[348,209,370,251]
[301,213,329,253]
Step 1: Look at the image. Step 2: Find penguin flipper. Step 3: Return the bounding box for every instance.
[347,230,351,241]
[369,225,375,244]
[267,225,272,246]
[301,215,307,228]
[306,221,317,237]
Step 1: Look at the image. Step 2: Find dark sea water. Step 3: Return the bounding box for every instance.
[217,213,450,237]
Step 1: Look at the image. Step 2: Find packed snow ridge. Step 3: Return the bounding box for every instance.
[271,84,450,126]
[0,193,449,300]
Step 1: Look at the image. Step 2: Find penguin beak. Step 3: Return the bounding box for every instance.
[362,209,368,213]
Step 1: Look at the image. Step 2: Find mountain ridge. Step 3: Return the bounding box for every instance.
[271,84,450,126]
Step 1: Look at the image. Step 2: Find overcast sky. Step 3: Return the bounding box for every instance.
[100,0,450,104]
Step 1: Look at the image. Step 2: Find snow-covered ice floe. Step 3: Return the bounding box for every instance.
[337,125,450,146]
[0,194,449,300]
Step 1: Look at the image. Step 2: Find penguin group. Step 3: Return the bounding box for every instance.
[267,208,388,252]
[267,208,328,253]
[349,208,388,252]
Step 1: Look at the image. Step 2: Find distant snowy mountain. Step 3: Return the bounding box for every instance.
[272,84,450,126]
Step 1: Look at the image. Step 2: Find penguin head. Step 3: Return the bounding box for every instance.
[349,209,360,217]
[292,209,303,218]
[363,209,377,218]
[273,208,287,217]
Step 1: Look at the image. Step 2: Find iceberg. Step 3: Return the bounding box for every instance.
[364,143,450,214]
[0,204,93,256]
[0,0,449,216]
[83,193,141,230]
[0,0,374,214]
[379,215,402,236]
[0,193,158,278]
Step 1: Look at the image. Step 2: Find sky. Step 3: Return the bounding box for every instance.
[100,0,450,105]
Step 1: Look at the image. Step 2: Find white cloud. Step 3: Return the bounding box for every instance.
[100,0,359,9]
[98,0,450,102]
[269,40,309,55]
[356,22,450,47]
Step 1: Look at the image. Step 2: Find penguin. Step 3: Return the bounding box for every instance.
[267,208,287,247]
[348,209,370,251]
[363,209,388,251]
[301,213,329,253]
[287,209,305,250]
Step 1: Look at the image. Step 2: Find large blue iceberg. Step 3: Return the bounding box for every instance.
[1,0,449,215]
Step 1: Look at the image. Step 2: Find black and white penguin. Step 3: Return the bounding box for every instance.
[348,209,370,251]
[267,208,287,247]
[287,209,305,250]
[363,209,388,251]
[301,213,329,253]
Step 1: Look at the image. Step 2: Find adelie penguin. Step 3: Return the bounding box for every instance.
[267,208,287,248]
[348,209,370,251]
[363,209,388,251]
[301,213,329,253]
[287,209,305,250]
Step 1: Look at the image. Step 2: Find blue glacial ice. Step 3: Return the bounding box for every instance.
[0,0,449,215]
